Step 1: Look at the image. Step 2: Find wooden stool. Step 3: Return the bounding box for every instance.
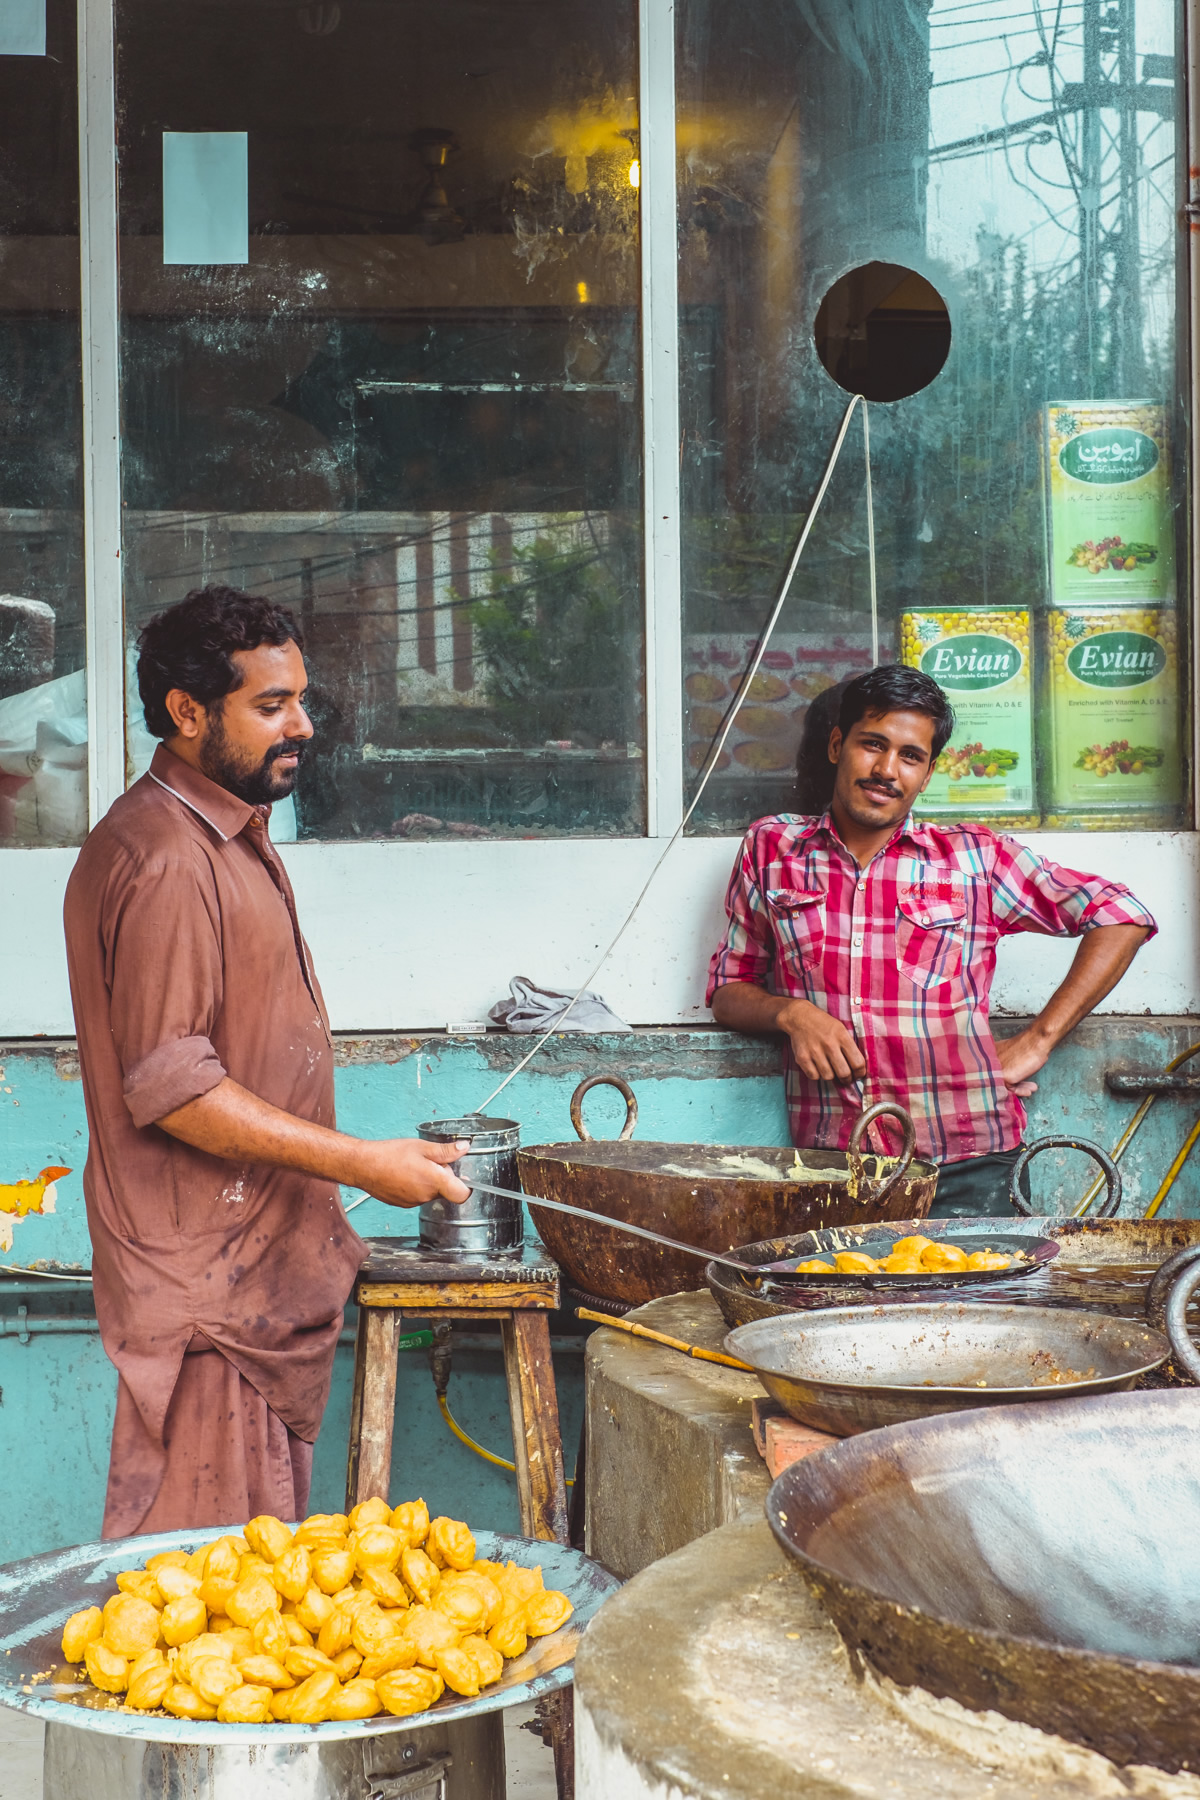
[345,1238,574,1795]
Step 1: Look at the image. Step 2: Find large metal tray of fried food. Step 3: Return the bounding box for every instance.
[0,1529,618,1744]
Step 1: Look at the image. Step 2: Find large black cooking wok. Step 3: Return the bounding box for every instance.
[518,1079,937,1307]
[767,1385,1200,1772]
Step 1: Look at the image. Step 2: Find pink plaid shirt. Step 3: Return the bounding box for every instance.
[706,811,1156,1165]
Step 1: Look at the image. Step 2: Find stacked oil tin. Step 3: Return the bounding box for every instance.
[901,401,1181,827]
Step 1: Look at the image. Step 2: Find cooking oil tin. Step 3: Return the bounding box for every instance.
[1046,604,1180,813]
[1044,401,1173,605]
[900,606,1034,815]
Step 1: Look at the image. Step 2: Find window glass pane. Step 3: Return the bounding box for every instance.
[679,0,1187,833]
[118,0,643,840]
[0,0,86,846]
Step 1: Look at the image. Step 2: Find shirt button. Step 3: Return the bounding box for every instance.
[852,934,863,948]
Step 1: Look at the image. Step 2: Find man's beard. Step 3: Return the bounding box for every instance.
[198,710,307,805]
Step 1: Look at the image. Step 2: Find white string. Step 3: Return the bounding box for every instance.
[863,401,878,665]
[0,1265,93,1282]
[471,394,869,1117]
[344,394,875,1214]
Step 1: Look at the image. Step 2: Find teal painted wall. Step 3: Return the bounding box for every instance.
[1,1019,1199,1562]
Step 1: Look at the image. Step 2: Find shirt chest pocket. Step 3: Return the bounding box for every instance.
[766,887,826,974]
[896,888,967,990]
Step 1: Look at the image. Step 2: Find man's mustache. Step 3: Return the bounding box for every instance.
[856,776,901,799]
[264,739,309,766]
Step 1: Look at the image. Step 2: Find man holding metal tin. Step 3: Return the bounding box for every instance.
[64,586,468,1538]
[708,664,1156,1216]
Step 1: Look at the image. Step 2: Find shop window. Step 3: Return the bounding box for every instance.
[678,0,1187,835]
[117,0,643,841]
[0,0,86,847]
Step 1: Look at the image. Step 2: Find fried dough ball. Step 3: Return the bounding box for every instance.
[202,1537,243,1585]
[294,1515,348,1549]
[213,1625,255,1660]
[172,1634,234,1685]
[792,1259,835,1274]
[101,1593,161,1658]
[164,1683,217,1720]
[376,1666,442,1717]
[359,1565,408,1608]
[154,1565,203,1604]
[161,1595,207,1647]
[461,1634,504,1687]
[237,1654,293,1690]
[921,1243,969,1272]
[497,1562,544,1605]
[281,1615,314,1649]
[360,1638,419,1682]
[84,1640,128,1693]
[966,1250,1014,1270]
[348,1497,392,1532]
[218,1684,274,1724]
[833,1251,880,1274]
[879,1252,924,1274]
[454,1570,502,1629]
[295,1586,336,1633]
[191,1657,243,1707]
[270,1688,297,1721]
[352,1605,405,1660]
[251,1609,290,1661]
[891,1235,934,1257]
[524,1590,573,1637]
[289,1670,341,1724]
[271,1545,312,1604]
[330,1677,382,1720]
[401,1547,440,1606]
[434,1578,487,1636]
[198,1575,237,1615]
[62,1606,103,1664]
[146,1550,189,1575]
[426,1517,475,1572]
[126,1657,174,1712]
[391,1498,429,1547]
[354,1526,404,1573]
[244,1516,294,1562]
[309,1546,355,1595]
[115,1571,162,1605]
[400,1606,460,1668]
[317,1607,357,1659]
[488,1613,527,1660]
[333,1648,363,1681]
[226,1575,280,1629]
[284,1645,337,1681]
[434,1644,482,1697]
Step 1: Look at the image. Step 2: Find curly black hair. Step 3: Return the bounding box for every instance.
[137,586,304,740]
[837,664,955,758]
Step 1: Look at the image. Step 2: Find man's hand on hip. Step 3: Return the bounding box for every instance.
[994,1027,1049,1098]
[350,1137,471,1209]
[778,997,868,1084]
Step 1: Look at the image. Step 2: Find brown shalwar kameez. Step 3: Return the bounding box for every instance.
[63,744,365,1537]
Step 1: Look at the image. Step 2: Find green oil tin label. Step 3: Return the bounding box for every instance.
[1045,402,1173,603]
[901,609,1032,814]
[1047,606,1179,809]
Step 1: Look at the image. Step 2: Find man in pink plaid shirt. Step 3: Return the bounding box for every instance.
[708,665,1156,1217]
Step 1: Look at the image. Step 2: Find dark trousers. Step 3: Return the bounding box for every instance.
[929,1147,1030,1219]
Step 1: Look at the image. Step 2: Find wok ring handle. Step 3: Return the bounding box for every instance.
[1009,1135,1122,1219]
[570,1074,639,1143]
[1146,1245,1200,1384]
[847,1102,917,1206]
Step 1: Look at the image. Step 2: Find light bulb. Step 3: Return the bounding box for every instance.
[628,158,641,190]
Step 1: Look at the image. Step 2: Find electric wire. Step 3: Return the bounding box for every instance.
[437,1388,574,1485]
[468,392,872,1119]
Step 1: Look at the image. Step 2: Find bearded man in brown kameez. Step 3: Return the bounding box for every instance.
[64,586,467,1537]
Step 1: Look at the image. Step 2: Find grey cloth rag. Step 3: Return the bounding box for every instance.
[488,976,631,1034]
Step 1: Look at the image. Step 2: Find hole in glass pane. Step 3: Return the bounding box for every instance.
[814,262,950,403]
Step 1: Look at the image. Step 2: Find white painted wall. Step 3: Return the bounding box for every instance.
[2,829,1195,1038]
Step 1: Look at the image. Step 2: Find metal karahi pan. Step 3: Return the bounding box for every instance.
[518,1079,937,1308]
[766,1385,1200,1773]
[725,1300,1169,1436]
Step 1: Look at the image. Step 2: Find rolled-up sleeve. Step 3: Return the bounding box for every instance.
[989,837,1158,940]
[103,842,230,1127]
[706,831,776,1004]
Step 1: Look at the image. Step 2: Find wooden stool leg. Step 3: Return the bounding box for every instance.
[500,1310,568,1543]
[345,1305,402,1510]
[501,1310,572,1799]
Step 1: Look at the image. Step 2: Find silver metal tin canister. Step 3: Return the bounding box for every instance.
[417,1114,523,1255]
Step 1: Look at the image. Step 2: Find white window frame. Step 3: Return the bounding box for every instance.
[1,0,1199,1038]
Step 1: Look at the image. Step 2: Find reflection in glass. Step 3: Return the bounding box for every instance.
[0,0,87,846]
[679,0,1185,832]
[118,0,644,840]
